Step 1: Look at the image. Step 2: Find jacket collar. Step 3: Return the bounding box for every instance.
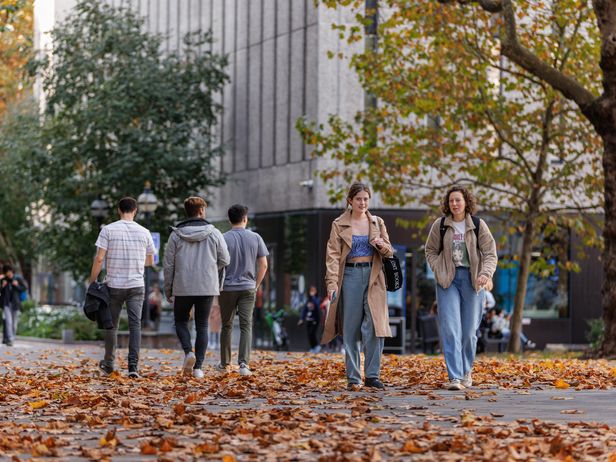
[176,217,210,228]
[443,213,476,230]
[337,210,379,248]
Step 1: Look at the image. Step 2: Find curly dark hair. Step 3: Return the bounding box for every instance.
[441,186,476,216]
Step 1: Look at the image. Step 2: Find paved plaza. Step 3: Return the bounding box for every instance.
[0,340,615,460]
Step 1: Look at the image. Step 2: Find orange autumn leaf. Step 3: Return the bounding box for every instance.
[401,441,426,453]
[28,400,48,410]
[140,443,157,455]
[222,455,237,462]
[554,379,570,389]
[160,440,173,452]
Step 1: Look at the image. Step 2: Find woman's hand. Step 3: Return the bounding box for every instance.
[477,275,489,288]
[328,287,338,301]
[371,237,385,250]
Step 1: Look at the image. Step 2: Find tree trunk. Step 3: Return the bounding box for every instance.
[508,219,534,353]
[601,134,616,356]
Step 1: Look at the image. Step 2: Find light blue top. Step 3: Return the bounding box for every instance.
[347,235,374,260]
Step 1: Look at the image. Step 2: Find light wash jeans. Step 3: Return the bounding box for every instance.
[102,286,145,370]
[342,265,384,385]
[2,305,19,344]
[436,267,483,380]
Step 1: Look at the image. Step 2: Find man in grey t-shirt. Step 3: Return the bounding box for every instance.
[218,204,268,376]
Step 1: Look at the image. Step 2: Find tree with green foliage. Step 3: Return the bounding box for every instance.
[32,0,229,278]
[300,0,603,352]
[0,99,42,279]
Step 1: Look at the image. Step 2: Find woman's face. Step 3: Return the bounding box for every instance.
[349,190,370,214]
[448,191,466,217]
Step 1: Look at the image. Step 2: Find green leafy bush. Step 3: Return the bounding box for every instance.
[585,318,604,351]
[17,305,104,341]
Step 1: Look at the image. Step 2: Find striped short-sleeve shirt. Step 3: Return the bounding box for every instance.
[95,220,155,289]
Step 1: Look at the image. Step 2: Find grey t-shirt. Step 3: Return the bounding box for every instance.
[223,228,269,291]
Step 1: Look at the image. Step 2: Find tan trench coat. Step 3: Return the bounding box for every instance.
[321,210,394,344]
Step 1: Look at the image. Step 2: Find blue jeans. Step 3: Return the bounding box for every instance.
[103,286,145,370]
[436,268,483,380]
[2,305,19,344]
[342,265,384,385]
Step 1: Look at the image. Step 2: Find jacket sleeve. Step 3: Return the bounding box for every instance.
[478,219,498,278]
[215,231,231,269]
[425,219,441,272]
[163,235,177,298]
[325,222,342,293]
[376,217,394,258]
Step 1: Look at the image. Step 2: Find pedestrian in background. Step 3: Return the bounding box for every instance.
[218,204,269,376]
[322,182,394,391]
[208,297,222,350]
[425,186,498,390]
[89,197,156,379]
[298,285,321,352]
[163,197,230,379]
[0,264,27,346]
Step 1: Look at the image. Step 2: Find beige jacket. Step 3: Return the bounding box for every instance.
[322,210,394,344]
[424,214,498,290]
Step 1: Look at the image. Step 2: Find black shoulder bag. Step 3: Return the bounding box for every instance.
[373,216,403,292]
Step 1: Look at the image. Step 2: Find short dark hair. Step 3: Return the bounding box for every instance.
[2,264,13,274]
[441,186,476,216]
[184,196,207,218]
[117,197,138,214]
[228,204,248,225]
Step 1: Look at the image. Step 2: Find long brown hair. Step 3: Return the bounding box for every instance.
[441,186,476,216]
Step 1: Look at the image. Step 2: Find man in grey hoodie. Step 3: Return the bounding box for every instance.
[163,197,230,378]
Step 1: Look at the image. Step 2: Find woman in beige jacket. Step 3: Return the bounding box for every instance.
[322,182,394,391]
[425,186,498,390]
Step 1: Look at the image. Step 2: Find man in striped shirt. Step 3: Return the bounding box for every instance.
[89,197,156,378]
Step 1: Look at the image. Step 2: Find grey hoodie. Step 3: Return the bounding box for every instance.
[163,219,230,298]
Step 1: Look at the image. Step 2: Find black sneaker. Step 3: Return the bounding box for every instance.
[128,367,140,379]
[99,361,113,375]
[364,378,385,389]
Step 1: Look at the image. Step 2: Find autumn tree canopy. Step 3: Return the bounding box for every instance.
[301,0,603,351]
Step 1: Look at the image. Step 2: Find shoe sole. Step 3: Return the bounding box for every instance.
[183,355,196,376]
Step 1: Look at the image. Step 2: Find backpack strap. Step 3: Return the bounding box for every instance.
[439,215,481,255]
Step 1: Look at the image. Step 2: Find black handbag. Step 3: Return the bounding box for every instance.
[373,216,403,292]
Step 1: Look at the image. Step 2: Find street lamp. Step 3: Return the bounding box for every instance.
[90,196,109,229]
[137,182,158,328]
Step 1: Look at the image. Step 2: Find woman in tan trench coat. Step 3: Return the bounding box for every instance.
[322,182,393,391]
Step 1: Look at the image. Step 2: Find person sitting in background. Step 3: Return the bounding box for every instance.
[490,308,536,349]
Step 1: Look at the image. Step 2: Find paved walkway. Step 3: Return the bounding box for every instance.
[2,339,615,426]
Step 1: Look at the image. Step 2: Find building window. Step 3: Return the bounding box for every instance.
[495,255,569,319]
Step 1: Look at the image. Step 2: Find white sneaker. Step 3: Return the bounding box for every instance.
[446,379,464,390]
[182,352,196,376]
[461,372,472,388]
[192,368,204,379]
[239,363,252,376]
[526,341,537,349]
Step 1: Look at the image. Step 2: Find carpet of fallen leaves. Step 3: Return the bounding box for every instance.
[1,349,616,461]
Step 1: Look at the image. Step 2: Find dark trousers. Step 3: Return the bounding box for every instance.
[174,295,213,369]
[307,323,319,349]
